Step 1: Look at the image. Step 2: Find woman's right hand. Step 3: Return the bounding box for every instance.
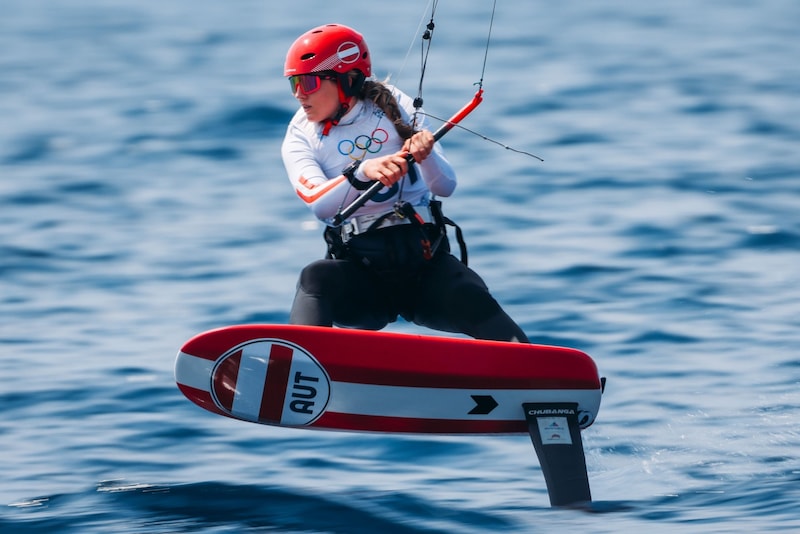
[359,152,411,188]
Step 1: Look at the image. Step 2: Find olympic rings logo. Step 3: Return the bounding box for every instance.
[337,128,389,160]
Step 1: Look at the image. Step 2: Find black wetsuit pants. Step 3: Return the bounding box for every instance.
[289,225,528,343]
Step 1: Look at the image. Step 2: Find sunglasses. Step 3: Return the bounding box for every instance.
[288,73,338,95]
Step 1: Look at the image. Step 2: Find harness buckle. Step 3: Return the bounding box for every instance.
[393,201,410,219]
[394,201,426,226]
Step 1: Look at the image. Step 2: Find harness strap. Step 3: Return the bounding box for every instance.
[393,201,435,259]
[431,201,468,266]
[396,200,469,266]
[447,216,468,266]
[324,201,468,266]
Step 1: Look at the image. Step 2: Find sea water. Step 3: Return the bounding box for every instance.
[1,0,799,531]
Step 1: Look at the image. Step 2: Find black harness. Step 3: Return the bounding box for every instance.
[324,198,468,268]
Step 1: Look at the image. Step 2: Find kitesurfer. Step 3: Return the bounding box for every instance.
[282,23,528,343]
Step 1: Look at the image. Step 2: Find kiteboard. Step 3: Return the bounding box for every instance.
[175,324,604,506]
[175,324,602,434]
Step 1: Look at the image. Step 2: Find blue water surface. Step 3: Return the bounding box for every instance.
[2,0,799,532]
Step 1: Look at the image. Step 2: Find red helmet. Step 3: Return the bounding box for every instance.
[284,24,371,77]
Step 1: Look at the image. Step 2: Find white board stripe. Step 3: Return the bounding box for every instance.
[230,344,270,419]
[328,382,600,421]
[174,352,213,392]
[176,350,602,424]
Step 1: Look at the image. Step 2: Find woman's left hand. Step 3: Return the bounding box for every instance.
[403,130,434,163]
[358,130,435,188]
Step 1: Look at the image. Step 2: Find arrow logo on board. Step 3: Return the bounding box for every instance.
[468,395,498,415]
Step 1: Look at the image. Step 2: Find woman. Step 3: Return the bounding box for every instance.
[282,23,528,343]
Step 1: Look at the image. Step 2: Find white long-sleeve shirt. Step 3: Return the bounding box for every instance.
[281,86,457,225]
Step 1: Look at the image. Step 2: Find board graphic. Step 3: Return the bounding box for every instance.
[175,324,603,434]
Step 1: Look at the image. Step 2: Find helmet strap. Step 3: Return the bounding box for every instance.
[338,71,365,97]
[320,78,357,136]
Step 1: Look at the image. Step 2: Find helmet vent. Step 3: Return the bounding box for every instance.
[301,53,316,61]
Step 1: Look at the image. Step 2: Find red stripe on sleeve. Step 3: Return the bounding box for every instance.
[296,175,346,204]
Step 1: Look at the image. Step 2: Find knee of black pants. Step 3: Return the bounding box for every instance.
[296,259,341,297]
[449,282,503,324]
[447,285,528,342]
[294,259,390,331]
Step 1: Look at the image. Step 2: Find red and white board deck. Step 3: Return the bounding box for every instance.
[175,325,602,434]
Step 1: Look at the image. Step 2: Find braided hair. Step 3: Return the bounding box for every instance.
[357,76,417,140]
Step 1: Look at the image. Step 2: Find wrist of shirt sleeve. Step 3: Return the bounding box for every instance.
[343,161,371,190]
[354,164,369,183]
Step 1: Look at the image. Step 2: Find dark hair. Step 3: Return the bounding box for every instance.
[357,76,416,140]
